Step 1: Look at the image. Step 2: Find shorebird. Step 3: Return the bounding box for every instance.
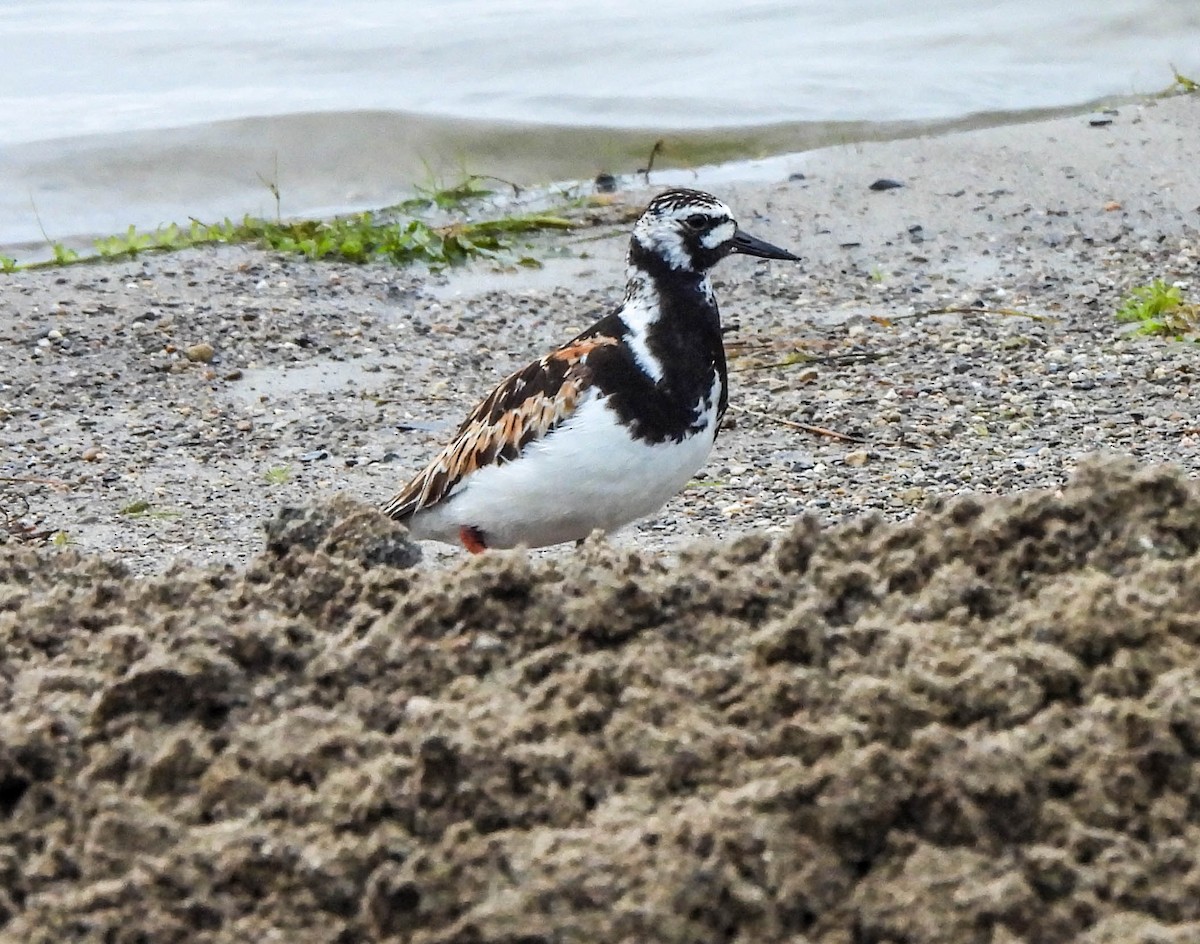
[381,188,799,552]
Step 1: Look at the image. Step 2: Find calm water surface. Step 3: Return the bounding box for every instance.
[3,0,1198,251]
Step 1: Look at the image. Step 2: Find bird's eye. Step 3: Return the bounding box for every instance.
[684,213,708,231]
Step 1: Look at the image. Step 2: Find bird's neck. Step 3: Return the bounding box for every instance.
[625,238,717,323]
[620,241,723,387]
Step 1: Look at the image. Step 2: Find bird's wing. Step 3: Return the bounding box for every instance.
[381,336,619,521]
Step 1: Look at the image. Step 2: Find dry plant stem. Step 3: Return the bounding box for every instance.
[728,404,865,443]
[0,475,71,489]
[730,351,884,374]
[891,306,1054,323]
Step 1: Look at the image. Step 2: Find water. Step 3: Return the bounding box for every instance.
[3,0,1198,254]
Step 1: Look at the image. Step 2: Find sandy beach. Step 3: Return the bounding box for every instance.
[2,94,1199,942]
[4,96,1199,572]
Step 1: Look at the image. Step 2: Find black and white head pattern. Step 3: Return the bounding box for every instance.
[631,189,739,273]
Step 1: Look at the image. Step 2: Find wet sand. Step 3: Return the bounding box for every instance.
[2,94,1199,942]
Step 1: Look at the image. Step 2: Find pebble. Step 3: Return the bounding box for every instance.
[405,696,436,718]
[185,342,215,363]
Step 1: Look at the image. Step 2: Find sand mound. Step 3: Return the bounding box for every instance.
[3,459,1199,943]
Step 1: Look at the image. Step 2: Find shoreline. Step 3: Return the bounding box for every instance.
[2,94,1199,573]
[0,90,1176,259]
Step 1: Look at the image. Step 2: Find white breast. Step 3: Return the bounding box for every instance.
[406,381,722,549]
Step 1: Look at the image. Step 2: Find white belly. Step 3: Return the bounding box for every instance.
[406,389,718,549]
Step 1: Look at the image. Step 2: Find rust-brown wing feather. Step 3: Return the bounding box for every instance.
[381,337,617,521]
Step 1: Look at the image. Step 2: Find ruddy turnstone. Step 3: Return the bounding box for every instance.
[381,188,799,552]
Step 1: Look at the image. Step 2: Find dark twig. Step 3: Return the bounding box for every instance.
[473,175,524,197]
[729,404,864,443]
[0,475,71,489]
[640,140,665,184]
[889,305,1054,323]
[730,350,885,373]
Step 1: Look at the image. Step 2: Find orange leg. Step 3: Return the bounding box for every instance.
[459,526,488,554]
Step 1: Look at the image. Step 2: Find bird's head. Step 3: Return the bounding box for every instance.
[630,188,800,273]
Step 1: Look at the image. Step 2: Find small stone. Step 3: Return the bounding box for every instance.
[405,695,436,718]
[472,633,505,653]
[236,420,252,432]
[223,368,244,381]
[844,450,869,467]
[185,342,215,363]
[82,446,103,462]
[869,178,904,192]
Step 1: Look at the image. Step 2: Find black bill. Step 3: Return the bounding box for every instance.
[731,228,801,261]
